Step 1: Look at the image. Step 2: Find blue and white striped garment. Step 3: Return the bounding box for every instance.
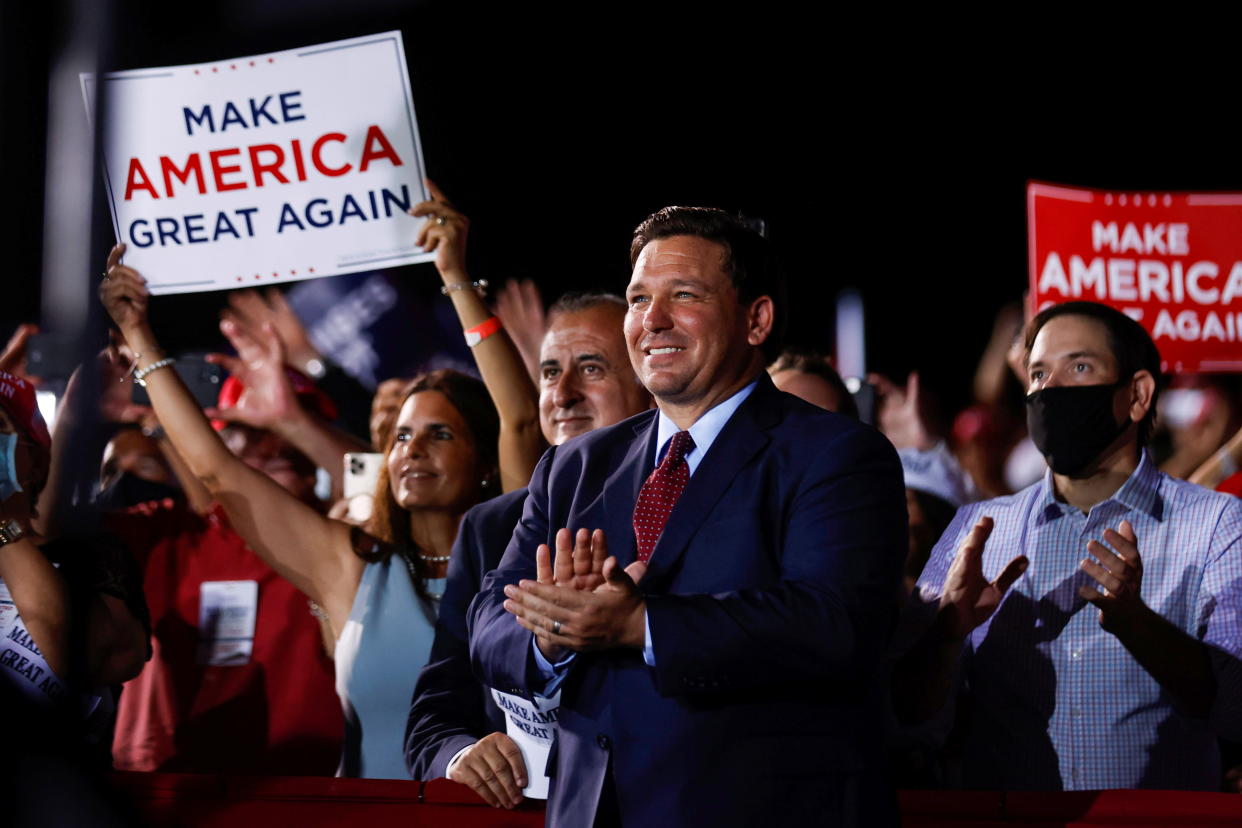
[916,451,1242,791]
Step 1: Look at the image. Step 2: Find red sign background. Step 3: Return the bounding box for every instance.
[1028,181,1242,373]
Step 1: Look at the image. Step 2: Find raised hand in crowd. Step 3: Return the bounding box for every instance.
[870,371,937,451]
[97,340,152,425]
[972,302,1026,408]
[221,286,375,442]
[0,323,41,385]
[213,300,370,500]
[205,320,299,432]
[223,288,324,380]
[409,180,542,492]
[493,278,546,383]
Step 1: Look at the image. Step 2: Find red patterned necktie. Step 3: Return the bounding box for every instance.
[633,430,695,564]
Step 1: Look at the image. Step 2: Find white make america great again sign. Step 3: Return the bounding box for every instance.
[83,32,433,295]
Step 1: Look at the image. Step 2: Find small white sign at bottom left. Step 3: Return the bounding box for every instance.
[198,580,259,666]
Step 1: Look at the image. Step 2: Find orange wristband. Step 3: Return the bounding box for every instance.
[464,316,503,348]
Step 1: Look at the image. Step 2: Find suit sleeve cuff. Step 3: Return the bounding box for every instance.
[530,635,575,693]
[445,743,475,778]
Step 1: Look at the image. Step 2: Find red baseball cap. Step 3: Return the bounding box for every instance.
[0,370,50,449]
[211,368,339,430]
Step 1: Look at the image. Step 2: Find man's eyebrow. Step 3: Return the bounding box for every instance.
[573,352,608,365]
[669,278,709,289]
[539,358,562,370]
[1065,350,1103,360]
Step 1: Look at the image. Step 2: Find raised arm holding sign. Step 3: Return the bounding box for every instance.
[85,32,434,295]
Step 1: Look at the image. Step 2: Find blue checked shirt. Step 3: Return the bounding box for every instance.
[915,451,1242,790]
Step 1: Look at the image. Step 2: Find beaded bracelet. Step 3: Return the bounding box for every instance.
[133,357,176,387]
[440,279,489,295]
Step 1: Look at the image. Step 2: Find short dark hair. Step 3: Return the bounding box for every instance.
[769,348,859,419]
[629,206,787,362]
[1024,301,1163,444]
[547,291,627,321]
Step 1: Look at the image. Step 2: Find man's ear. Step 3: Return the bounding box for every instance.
[746,296,774,348]
[1128,370,1157,424]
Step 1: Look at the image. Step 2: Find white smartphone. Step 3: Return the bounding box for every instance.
[343,452,383,522]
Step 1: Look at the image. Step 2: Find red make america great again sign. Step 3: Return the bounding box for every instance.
[1028,181,1242,374]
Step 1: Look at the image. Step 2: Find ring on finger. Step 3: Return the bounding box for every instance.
[435,215,447,226]
[552,620,561,635]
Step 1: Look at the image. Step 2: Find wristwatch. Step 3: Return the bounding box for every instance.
[0,519,24,547]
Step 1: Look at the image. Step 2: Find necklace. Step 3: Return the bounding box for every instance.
[418,554,451,563]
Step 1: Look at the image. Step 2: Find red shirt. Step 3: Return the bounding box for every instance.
[1219,472,1242,498]
[108,499,342,774]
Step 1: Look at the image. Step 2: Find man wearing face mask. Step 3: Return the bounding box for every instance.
[896,300,1242,791]
[96,426,182,512]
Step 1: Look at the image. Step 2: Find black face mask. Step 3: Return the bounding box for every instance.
[96,473,182,511]
[1025,381,1131,476]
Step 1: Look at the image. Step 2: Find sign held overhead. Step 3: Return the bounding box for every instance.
[1028,182,1242,373]
[83,32,433,295]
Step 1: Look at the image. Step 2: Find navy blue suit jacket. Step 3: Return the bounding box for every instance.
[469,375,907,827]
[405,487,529,781]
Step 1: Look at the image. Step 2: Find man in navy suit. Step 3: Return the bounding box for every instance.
[469,207,907,827]
[405,293,651,806]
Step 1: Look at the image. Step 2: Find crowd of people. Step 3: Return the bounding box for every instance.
[0,185,1240,827]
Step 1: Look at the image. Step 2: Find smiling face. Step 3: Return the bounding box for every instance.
[624,235,771,420]
[538,305,650,445]
[386,390,483,512]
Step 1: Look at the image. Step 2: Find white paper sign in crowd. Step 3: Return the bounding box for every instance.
[82,32,433,295]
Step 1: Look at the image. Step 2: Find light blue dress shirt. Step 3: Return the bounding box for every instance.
[916,451,1242,790]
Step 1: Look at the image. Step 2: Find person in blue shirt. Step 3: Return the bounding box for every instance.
[899,300,1242,791]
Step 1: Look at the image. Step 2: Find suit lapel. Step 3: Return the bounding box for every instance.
[643,376,783,582]
[600,415,658,568]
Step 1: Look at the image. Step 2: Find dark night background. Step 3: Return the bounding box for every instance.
[4,4,1235,416]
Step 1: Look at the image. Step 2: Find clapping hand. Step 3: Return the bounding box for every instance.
[1079,520,1147,634]
[938,517,1029,640]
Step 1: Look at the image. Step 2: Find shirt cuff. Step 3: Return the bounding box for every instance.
[530,635,575,693]
[643,608,655,667]
[445,743,474,778]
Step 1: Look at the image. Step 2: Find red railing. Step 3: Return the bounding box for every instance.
[106,773,1242,827]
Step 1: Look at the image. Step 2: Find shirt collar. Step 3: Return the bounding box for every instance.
[653,378,759,476]
[1035,449,1164,523]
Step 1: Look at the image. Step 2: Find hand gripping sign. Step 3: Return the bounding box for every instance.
[82,32,433,295]
[1029,182,1242,373]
